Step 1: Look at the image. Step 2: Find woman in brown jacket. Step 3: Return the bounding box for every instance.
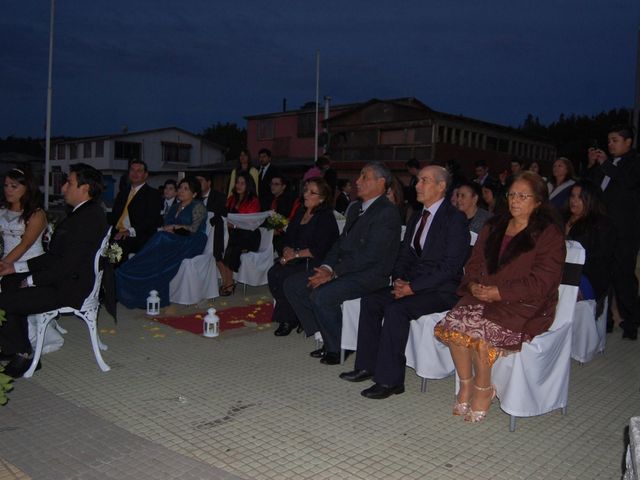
[435,171,565,423]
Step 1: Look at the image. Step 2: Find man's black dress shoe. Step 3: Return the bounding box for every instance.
[309,346,326,358]
[3,355,40,378]
[622,329,638,340]
[274,322,297,337]
[361,383,404,399]
[320,352,341,365]
[339,369,373,382]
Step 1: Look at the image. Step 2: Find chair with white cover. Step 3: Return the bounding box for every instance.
[571,296,607,363]
[169,213,221,305]
[490,240,585,431]
[231,211,275,294]
[24,227,113,378]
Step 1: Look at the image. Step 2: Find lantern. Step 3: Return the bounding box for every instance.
[146,290,160,316]
[203,307,220,338]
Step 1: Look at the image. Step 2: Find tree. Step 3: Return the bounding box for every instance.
[200,123,247,163]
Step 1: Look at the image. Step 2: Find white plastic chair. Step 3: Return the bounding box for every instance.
[571,296,607,364]
[490,240,585,431]
[24,227,113,378]
[169,213,221,305]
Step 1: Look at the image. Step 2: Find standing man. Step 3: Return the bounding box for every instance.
[257,149,281,210]
[109,160,162,259]
[285,162,402,364]
[404,159,421,216]
[587,125,640,340]
[340,166,470,398]
[474,160,491,186]
[0,163,109,377]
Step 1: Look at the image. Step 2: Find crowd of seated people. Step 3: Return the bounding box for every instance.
[455,181,492,234]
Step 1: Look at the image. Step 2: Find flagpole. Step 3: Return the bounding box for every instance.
[634,26,639,147]
[314,50,320,164]
[44,0,55,210]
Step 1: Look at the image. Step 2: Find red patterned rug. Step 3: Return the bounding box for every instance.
[156,303,273,335]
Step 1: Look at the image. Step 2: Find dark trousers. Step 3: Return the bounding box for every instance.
[0,273,64,356]
[284,271,370,354]
[223,228,261,272]
[267,260,311,326]
[354,288,455,387]
[611,233,640,332]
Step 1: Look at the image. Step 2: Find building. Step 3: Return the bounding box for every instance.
[245,97,557,179]
[51,127,225,206]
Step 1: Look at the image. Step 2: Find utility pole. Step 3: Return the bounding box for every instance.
[44,0,55,210]
[634,26,640,147]
[314,50,320,164]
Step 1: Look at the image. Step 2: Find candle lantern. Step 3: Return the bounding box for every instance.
[146,290,160,316]
[203,307,220,338]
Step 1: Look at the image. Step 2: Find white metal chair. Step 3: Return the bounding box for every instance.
[571,296,607,364]
[24,227,113,378]
[169,213,221,305]
[490,240,585,431]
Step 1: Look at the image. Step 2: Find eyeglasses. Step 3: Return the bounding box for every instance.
[506,192,535,201]
[303,189,321,196]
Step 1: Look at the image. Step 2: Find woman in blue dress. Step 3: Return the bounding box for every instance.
[116,177,208,309]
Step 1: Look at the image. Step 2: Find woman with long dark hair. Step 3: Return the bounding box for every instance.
[0,168,47,264]
[227,148,260,197]
[548,157,576,212]
[435,172,565,423]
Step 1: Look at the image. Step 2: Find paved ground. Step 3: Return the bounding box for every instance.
[0,286,637,480]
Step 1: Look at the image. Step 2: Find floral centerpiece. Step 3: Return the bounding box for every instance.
[262,212,288,231]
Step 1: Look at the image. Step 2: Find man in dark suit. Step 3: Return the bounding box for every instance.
[195,172,228,262]
[109,160,162,259]
[586,124,640,340]
[285,162,402,364]
[0,163,109,377]
[340,165,470,399]
[257,148,281,210]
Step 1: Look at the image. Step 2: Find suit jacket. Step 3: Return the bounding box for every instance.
[203,189,228,217]
[323,195,401,290]
[28,201,109,310]
[258,164,281,211]
[335,192,351,215]
[587,149,640,240]
[109,183,162,244]
[393,200,470,297]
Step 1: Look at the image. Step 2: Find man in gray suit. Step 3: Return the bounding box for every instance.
[285,162,402,364]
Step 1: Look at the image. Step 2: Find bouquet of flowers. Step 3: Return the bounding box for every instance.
[0,311,11,406]
[103,242,123,264]
[262,212,288,231]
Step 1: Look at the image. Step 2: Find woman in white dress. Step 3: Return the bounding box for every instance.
[0,169,60,353]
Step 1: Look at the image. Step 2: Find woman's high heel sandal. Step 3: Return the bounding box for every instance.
[464,384,496,423]
[453,377,473,416]
[220,283,236,297]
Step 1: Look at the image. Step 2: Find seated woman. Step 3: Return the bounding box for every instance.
[455,181,492,234]
[227,148,260,197]
[217,171,261,296]
[565,180,615,314]
[116,177,207,309]
[548,157,575,212]
[435,171,565,423]
[268,177,339,336]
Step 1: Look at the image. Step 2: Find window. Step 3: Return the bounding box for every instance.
[115,141,141,161]
[470,132,477,148]
[83,142,92,158]
[95,141,104,157]
[297,113,315,138]
[497,138,509,153]
[258,119,275,140]
[486,136,498,151]
[438,126,445,143]
[56,144,65,160]
[69,144,78,159]
[162,142,191,163]
[380,129,405,145]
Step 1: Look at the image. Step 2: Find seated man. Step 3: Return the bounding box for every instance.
[0,163,109,378]
[195,172,227,262]
[285,162,402,365]
[340,166,470,399]
[109,160,162,260]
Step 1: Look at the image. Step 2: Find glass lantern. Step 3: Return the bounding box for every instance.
[203,307,220,338]
[146,290,160,316]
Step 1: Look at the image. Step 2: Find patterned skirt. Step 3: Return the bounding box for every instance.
[434,304,523,366]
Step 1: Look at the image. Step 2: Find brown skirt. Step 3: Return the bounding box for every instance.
[434,304,522,365]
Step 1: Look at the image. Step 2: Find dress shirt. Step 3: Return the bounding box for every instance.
[600,157,621,191]
[120,183,145,237]
[410,197,444,253]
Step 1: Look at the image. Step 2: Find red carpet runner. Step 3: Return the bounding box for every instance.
[156,303,273,335]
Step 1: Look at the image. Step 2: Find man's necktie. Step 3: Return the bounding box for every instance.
[413,210,431,257]
[259,166,265,180]
[116,188,137,232]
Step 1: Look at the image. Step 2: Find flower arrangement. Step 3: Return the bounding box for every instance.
[262,212,288,231]
[0,310,12,406]
[103,242,123,264]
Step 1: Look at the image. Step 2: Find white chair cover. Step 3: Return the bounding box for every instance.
[234,227,275,287]
[571,296,607,363]
[405,311,455,380]
[340,298,361,352]
[491,240,585,429]
[169,213,220,305]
